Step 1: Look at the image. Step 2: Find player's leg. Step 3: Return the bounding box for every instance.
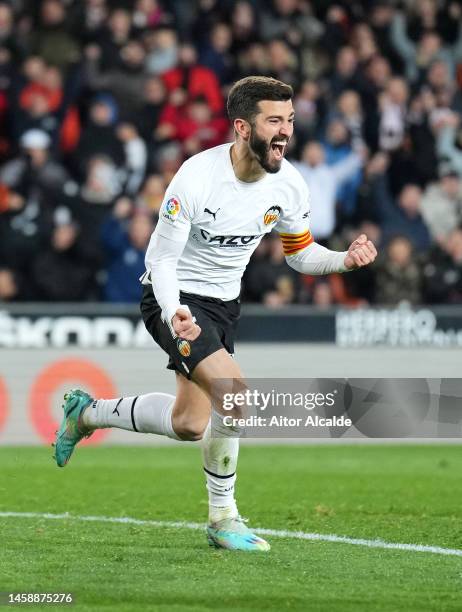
[171,373,211,441]
[83,371,211,440]
[195,348,243,522]
[192,348,270,552]
[53,374,211,467]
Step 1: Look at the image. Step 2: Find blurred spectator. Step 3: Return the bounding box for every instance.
[199,22,235,86]
[406,0,460,44]
[375,236,422,305]
[421,163,462,245]
[311,280,334,309]
[382,185,430,252]
[162,42,224,114]
[13,85,58,144]
[369,1,403,72]
[144,27,179,76]
[134,76,168,144]
[300,271,353,307]
[357,54,392,150]
[437,115,462,175]
[159,96,228,157]
[351,23,379,64]
[426,59,462,113]
[85,38,148,116]
[154,141,183,183]
[335,90,364,148]
[236,42,268,78]
[0,267,21,301]
[136,174,166,214]
[73,94,124,178]
[132,0,174,32]
[266,39,300,89]
[64,155,120,267]
[69,0,109,47]
[390,9,462,84]
[0,129,69,193]
[405,89,439,186]
[101,197,154,302]
[10,63,81,151]
[368,153,431,252]
[7,59,79,149]
[0,2,21,63]
[116,123,147,195]
[94,8,132,71]
[243,235,299,306]
[230,1,258,52]
[27,0,80,72]
[378,77,409,152]
[0,181,48,280]
[259,0,324,48]
[191,0,228,49]
[0,127,72,277]
[31,221,99,301]
[329,46,360,100]
[423,228,462,304]
[292,140,363,240]
[323,118,363,219]
[293,80,326,145]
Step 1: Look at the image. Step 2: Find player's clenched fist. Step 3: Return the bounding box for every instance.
[172,308,202,341]
[344,233,377,270]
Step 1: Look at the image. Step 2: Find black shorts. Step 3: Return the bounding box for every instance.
[140,284,241,379]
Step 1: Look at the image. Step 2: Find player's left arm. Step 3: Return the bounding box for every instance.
[283,231,377,274]
[276,174,377,274]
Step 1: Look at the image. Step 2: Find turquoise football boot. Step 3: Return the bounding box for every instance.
[207,516,270,551]
[53,389,94,467]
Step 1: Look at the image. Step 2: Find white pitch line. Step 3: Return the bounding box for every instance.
[1,511,461,558]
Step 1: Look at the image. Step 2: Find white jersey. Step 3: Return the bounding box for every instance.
[143,143,313,300]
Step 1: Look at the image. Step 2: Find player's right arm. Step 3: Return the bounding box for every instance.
[144,168,201,340]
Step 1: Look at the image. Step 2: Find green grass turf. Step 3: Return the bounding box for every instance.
[1,445,461,611]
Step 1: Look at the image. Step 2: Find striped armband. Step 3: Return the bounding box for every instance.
[279,230,314,255]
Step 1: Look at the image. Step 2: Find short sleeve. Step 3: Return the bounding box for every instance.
[275,173,314,255]
[155,163,198,242]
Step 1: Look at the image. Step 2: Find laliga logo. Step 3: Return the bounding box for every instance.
[163,197,181,221]
[264,205,282,225]
[177,339,191,357]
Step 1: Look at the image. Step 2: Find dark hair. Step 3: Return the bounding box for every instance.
[227,76,293,124]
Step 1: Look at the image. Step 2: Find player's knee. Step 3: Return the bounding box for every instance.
[173,415,207,441]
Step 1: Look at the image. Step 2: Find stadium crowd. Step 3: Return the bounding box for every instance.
[0,0,462,306]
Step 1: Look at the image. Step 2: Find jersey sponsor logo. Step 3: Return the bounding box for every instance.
[199,229,263,247]
[264,205,282,225]
[177,339,191,357]
[162,197,181,221]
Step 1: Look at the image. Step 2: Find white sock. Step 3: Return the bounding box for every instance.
[82,393,180,440]
[202,410,241,523]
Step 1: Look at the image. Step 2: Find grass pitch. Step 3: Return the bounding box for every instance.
[1,444,461,611]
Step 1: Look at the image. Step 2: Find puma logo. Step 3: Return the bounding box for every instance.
[204,207,220,221]
[113,398,123,417]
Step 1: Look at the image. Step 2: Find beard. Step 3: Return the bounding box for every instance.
[249,126,286,174]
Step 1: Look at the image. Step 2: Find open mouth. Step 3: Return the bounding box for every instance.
[270,142,287,161]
